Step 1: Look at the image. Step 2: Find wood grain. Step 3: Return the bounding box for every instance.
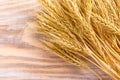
[0,0,112,80]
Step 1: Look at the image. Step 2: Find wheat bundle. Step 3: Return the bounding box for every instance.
[31,0,120,79]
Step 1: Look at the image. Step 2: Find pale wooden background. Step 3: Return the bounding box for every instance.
[0,0,112,80]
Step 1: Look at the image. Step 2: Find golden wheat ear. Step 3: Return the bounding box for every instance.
[27,0,120,79]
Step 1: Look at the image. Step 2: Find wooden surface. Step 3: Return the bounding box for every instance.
[0,0,112,80]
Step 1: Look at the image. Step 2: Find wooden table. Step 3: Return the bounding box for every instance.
[0,0,112,80]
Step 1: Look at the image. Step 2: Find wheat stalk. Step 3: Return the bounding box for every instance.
[31,0,120,79]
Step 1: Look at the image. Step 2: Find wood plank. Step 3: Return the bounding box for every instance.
[0,0,112,80]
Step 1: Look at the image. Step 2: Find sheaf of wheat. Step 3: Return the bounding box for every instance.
[29,0,120,79]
